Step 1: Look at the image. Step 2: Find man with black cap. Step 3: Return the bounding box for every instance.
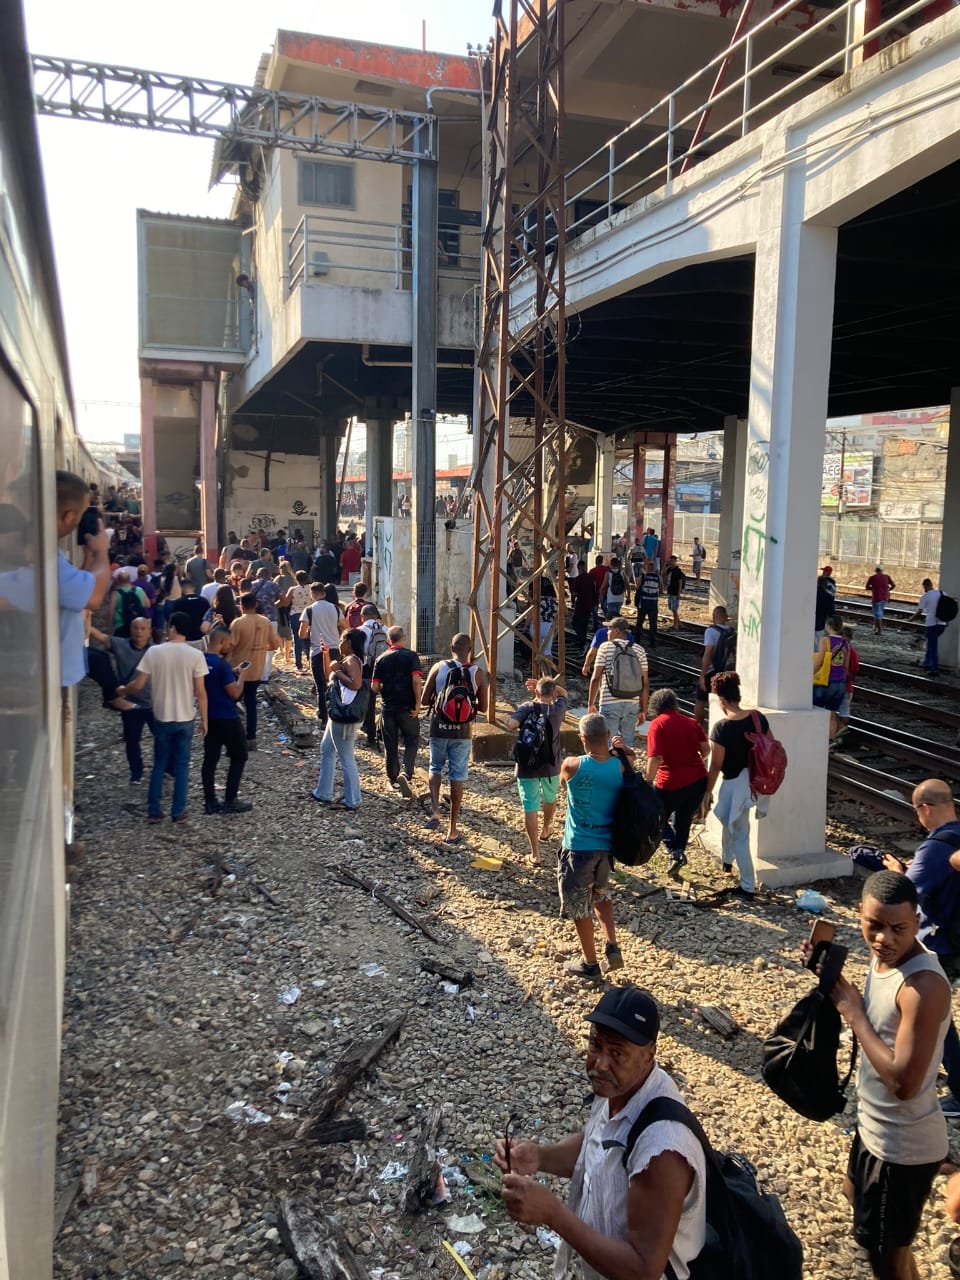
[494,985,706,1279]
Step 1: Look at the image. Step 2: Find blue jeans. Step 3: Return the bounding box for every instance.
[291,614,307,669]
[720,803,754,891]
[313,719,361,808]
[924,623,945,673]
[122,707,155,781]
[598,700,638,748]
[149,719,195,818]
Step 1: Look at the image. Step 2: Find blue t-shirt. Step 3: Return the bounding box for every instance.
[590,625,634,650]
[563,754,624,851]
[642,533,660,559]
[58,551,95,687]
[907,820,960,956]
[204,653,239,720]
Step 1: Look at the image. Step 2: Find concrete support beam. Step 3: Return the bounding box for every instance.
[594,435,616,554]
[140,375,157,551]
[710,416,747,615]
[631,440,646,546]
[318,429,339,536]
[411,139,438,655]
[364,418,394,554]
[661,439,676,562]
[716,162,846,886]
[199,377,218,560]
[938,387,960,672]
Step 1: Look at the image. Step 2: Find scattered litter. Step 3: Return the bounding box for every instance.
[442,1166,469,1187]
[451,1240,473,1257]
[360,963,387,977]
[470,856,503,871]
[441,981,460,995]
[431,1170,450,1205]
[466,1005,476,1022]
[224,1101,271,1125]
[311,979,327,988]
[354,1153,369,1172]
[446,1212,485,1234]
[537,1227,562,1250]
[796,889,827,914]
[278,985,301,1005]
[378,1162,409,1181]
[275,1050,294,1069]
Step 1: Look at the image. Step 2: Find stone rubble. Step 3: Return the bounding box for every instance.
[52,659,958,1280]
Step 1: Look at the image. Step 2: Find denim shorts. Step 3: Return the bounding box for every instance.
[428,737,472,782]
[813,682,845,711]
[837,691,852,719]
[668,594,679,612]
[557,846,612,919]
[517,775,560,812]
[871,601,885,619]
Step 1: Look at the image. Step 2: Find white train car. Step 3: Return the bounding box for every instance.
[0,2,81,1275]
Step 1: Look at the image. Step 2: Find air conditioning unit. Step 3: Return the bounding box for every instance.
[311,251,330,277]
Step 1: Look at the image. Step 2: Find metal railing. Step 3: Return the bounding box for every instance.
[819,516,943,569]
[562,0,944,241]
[287,213,482,291]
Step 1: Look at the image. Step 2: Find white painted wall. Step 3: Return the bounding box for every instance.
[371,516,473,654]
[225,448,323,544]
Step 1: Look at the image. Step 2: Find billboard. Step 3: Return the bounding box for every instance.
[822,451,873,509]
[123,433,141,452]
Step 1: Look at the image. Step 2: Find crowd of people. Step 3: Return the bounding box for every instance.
[47,471,960,1279]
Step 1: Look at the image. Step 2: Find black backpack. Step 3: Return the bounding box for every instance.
[937,591,959,623]
[119,586,147,634]
[610,747,664,866]
[623,1096,803,1280]
[609,569,626,596]
[761,943,857,1122]
[709,625,736,673]
[513,704,553,770]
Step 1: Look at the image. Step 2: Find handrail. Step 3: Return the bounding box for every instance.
[561,0,945,241]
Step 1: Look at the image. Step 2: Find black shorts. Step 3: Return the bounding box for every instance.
[846,1131,943,1254]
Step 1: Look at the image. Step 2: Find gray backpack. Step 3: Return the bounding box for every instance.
[605,641,645,699]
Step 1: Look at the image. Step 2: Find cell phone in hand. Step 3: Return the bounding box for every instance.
[236,660,251,670]
[77,505,100,545]
[805,918,835,970]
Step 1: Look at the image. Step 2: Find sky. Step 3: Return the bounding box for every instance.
[23,0,494,443]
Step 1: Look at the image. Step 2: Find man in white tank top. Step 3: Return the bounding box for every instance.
[828,870,951,1279]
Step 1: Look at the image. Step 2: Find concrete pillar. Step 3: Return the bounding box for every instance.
[365,419,394,528]
[199,376,218,561]
[140,374,157,551]
[318,429,339,536]
[938,387,960,671]
[594,435,616,554]
[661,439,676,562]
[631,440,646,546]
[714,159,846,886]
[710,415,747,615]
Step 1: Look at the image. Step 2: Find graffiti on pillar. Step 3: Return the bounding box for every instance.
[747,441,769,477]
[739,598,762,641]
[741,439,770,587]
[375,518,394,612]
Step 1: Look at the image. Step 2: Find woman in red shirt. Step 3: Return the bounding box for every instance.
[643,687,709,875]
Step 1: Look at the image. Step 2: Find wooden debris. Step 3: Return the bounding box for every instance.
[53,1178,81,1235]
[262,682,317,749]
[251,879,281,907]
[295,1014,406,1139]
[698,1004,741,1039]
[335,865,442,943]
[402,1103,443,1214]
[419,957,473,988]
[461,1158,502,1195]
[278,1196,371,1279]
[305,1117,367,1145]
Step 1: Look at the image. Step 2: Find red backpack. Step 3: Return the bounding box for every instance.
[746,711,787,797]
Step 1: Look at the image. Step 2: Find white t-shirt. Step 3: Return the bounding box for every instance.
[305,599,342,650]
[595,639,648,708]
[200,581,220,603]
[918,589,942,627]
[136,642,208,723]
[556,1065,706,1280]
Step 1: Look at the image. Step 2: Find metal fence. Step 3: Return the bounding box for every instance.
[818,517,942,569]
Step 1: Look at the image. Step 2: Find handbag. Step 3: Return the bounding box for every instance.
[327,677,370,723]
[812,646,831,687]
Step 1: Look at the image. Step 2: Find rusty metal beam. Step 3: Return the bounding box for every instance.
[470,0,568,720]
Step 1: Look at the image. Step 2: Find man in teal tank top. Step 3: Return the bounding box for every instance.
[558,714,630,979]
[828,871,951,1279]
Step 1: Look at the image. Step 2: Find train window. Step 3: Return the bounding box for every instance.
[0,361,47,1016]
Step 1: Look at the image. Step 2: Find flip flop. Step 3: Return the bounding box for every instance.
[425,817,441,830]
[440,834,463,846]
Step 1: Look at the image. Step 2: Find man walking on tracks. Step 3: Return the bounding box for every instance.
[371,624,422,798]
[635,558,662,648]
[910,578,951,678]
[865,565,896,635]
[421,633,488,844]
[588,616,648,748]
[694,606,734,727]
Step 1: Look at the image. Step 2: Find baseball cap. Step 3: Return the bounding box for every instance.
[820,566,833,575]
[361,603,380,619]
[585,985,660,1046]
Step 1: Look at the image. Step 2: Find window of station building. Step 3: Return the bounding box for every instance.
[0,359,48,1019]
[299,160,355,209]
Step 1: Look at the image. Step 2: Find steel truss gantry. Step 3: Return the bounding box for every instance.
[30,55,435,164]
[470,0,568,713]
